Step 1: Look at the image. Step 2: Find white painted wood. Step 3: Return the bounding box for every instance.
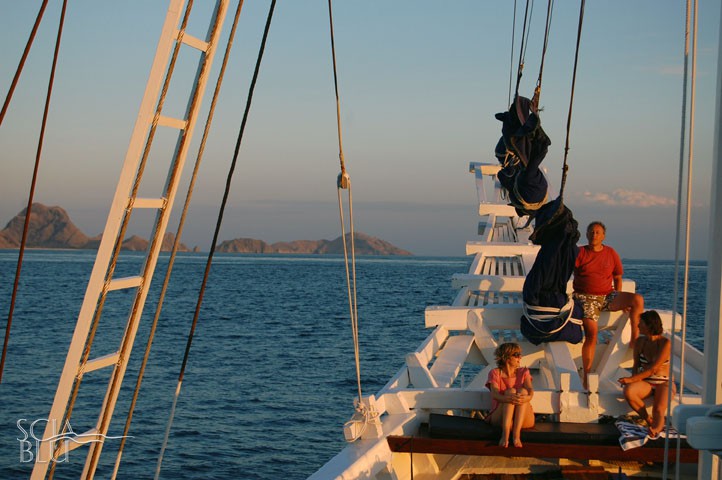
[465,242,539,256]
[414,326,448,365]
[469,162,502,175]
[405,352,438,388]
[180,32,209,51]
[156,114,187,130]
[82,352,120,374]
[701,9,722,476]
[131,197,166,209]
[594,315,632,381]
[308,413,419,480]
[479,204,518,217]
[429,335,474,388]
[478,214,495,242]
[451,274,525,291]
[544,342,583,392]
[33,2,232,477]
[107,275,143,291]
[467,253,484,275]
[467,310,498,364]
[32,2,192,473]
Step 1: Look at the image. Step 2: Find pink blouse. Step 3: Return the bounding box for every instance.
[485,367,532,413]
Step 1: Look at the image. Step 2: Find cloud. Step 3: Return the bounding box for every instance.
[582,189,676,207]
[656,65,683,76]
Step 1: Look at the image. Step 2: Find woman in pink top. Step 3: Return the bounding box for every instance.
[485,342,534,447]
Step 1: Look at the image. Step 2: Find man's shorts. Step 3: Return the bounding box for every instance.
[573,291,618,322]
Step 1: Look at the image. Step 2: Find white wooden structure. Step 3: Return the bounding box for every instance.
[310,162,708,479]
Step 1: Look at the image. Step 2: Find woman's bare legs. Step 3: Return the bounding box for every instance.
[623,380,653,425]
[512,388,535,447]
[648,383,673,437]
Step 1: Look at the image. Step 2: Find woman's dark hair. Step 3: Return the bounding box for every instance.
[640,310,664,335]
[494,342,521,367]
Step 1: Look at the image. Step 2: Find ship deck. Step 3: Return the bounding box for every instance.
[387,413,699,465]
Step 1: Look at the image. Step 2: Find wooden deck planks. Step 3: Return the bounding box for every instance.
[387,435,698,464]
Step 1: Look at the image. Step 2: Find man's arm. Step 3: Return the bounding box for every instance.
[613,274,623,292]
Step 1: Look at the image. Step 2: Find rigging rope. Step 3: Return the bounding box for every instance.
[513,0,533,100]
[507,0,517,106]
[155,2,277,477]
[111,2,247,478]
[51,2,198,477]
[558,0,585,200]
[531,0,554,110]
[0,0,49,128]
[0,0,65,385]
[665,1,697,477]
[327,0,364,417]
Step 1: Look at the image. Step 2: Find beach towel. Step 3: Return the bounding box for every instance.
[615,420,684,451]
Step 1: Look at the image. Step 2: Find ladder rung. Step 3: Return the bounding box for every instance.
[108,276,143,291]
[180,32,209,52]
[157,115,187,130]
[132,197,166,209]
[83,352,120,374]
[59,428,99,454]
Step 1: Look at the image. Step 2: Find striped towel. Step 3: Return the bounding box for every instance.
[615,420,684,451]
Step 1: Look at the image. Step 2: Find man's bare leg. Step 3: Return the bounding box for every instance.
[581,317,598,391]
[609,292,644,347]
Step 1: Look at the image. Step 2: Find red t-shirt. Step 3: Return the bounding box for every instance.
[573,245,623,295]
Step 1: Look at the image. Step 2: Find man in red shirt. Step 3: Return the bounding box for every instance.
[574,221,644,390]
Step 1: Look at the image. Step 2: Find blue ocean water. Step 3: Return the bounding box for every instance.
[0,251,708,479]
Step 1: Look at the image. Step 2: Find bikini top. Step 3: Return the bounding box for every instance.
[639,352,669,366]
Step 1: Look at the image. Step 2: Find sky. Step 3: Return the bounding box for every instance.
[0,0,720,259]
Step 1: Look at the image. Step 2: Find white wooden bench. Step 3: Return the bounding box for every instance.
[405,327,476,388]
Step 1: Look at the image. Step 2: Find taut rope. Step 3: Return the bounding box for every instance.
[327,0,371,440]
[0,0,64,385]
[154,1,277,478]
[558,0,585,200]
[112,1,248,478]
[665,0,697,477]
[0,0,49,128]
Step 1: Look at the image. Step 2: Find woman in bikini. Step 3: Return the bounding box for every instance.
[485,342,535,447]
[618,310,673,437]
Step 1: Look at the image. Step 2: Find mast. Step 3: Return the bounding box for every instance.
[699,3,722,478]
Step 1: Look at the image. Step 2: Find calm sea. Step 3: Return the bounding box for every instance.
[0,251,708,479]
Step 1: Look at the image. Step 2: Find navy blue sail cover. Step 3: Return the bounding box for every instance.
[494,96,549,216]
[520,197,584,344]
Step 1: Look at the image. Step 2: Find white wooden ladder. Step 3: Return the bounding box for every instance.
[32,1,231,478]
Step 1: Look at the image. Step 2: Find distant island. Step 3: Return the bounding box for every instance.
[0,203,412,256]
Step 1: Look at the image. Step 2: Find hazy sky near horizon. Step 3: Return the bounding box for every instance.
[1,1,720,258]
